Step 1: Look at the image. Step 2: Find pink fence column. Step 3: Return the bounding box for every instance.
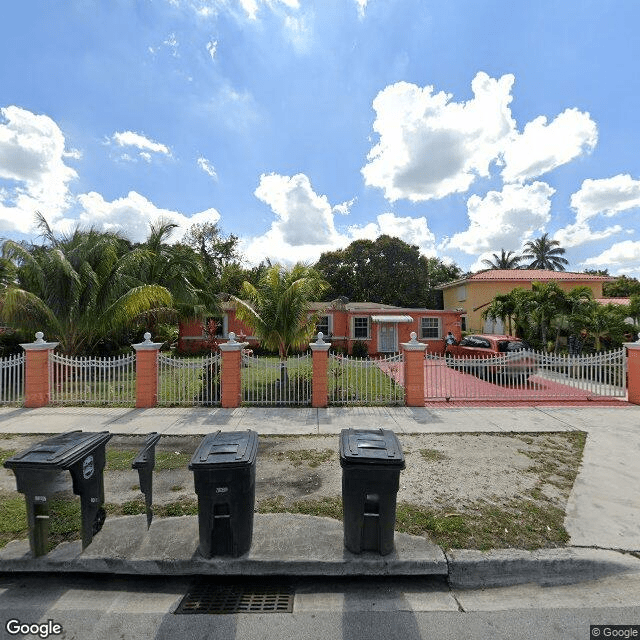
[21,332,59,408]
[625,338,640,405]
[401,332,427,407]
[132,332,163,408]
[310,332,331,408]
[219,332,246,408]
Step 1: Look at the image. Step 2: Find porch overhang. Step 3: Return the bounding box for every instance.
[370,315,414,323]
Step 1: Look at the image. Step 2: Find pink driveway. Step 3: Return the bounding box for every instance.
[378,358,629,408]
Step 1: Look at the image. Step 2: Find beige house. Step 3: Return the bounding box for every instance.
[437,269,614,334]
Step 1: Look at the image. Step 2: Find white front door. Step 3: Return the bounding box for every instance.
[379,323,397,352]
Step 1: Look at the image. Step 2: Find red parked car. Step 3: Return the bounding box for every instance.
[444,334,535,381]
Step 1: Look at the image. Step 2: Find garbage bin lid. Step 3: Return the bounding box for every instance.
[189,430,258,469]
[3,430,112,470]
[132,432,162,469]
[339,428,405,467]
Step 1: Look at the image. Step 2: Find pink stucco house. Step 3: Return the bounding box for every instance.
[178,301,463,356]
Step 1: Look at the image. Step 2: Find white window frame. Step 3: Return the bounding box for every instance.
[352,316,370,340]
[420,317,441,339]
[457,286,467,301]
[315,314,332,337]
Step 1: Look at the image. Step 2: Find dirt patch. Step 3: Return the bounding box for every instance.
[0,432,583,508]
[0,431,586,550]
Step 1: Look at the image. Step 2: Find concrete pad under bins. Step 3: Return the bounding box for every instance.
[126,513,447,576]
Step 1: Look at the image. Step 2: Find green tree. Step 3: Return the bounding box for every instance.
[572,301,630,351]
[553,286,593,351]
[481,293,518,335]
[126,219,218,320]
[603,275,640,298]
[182,222,240,280]
[315,236,462,308]
[0,219,172,355]
[481,249,522,270]
[231,263,328,359]
[522,233,569,271]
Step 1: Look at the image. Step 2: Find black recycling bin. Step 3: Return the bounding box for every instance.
[132,432,162,528]
[3,430,112,556]
[189,430,258,558]
[339,428,405,555]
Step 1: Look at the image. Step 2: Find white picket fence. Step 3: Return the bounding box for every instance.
[0,354,25,405]
[329,353,405,406]
[49,352,136,406]
[157,353,220,406]
[242,353,312,406]
[427,348,627,402]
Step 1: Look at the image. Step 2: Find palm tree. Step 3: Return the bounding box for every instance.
[231,263,328,360]
[125,219,218,321]
[553,286,593,351]
[481,249,522,270]
[572,302,630,351]
[481,293,517,335]
[0,217,172,355]
[528,281,568,348]
[522,233,569,271]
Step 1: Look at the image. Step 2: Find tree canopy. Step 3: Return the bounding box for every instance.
[482,283,632,351]
[522,234,569,271]
[231,263,328,359]
[603,275,640,298]
[481,249,522,270]
[0,219,172,355]
[0,215,220,355]
[315,235,462,308]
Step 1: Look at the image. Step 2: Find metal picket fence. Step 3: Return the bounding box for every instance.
[242,353,312,406]
[157,353,221,406]
[0,354,25,405]
[329,353,405,406]
[49,352,136,406]
[427,347,627,402]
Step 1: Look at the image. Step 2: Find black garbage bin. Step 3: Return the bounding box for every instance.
[132,432,162,528]
[189,430,258,558]
[3,430,112,556]
[339,428,405,555]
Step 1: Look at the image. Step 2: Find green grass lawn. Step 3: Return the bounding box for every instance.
[241,356,312,405]
[328,357,404,405]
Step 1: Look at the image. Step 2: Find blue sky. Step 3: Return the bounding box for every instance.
[2,0,640,276]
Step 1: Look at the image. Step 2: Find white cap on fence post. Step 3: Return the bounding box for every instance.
[310,331,331,351]
[20,331,59,351]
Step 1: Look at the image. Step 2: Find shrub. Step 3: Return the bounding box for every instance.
[351,340,369,358]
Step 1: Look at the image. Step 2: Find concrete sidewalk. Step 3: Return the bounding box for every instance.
[0,405,639,587]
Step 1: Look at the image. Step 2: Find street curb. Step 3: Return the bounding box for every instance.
[0,514,448,577]
[0,515,638,588]
[446,547,640,589]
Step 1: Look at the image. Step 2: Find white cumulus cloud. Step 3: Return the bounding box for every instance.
[245,172,437,264]
[0,105,78,234]
[583,240,640,277]
[253,172,341,247]
[348,212,436,256]
[443,181,555,255]
[355,0,368,18]
[111,131,172,161]
[206,39,218,59]
[554,174,640,248]
[73,191,220,244]
[197,156,218,180]
[501,108,597,184]
[362,72,516,202]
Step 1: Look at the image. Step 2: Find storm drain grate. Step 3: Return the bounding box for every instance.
[175,581,294,614]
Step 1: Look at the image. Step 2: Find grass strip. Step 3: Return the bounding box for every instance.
[105,449,192,471]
